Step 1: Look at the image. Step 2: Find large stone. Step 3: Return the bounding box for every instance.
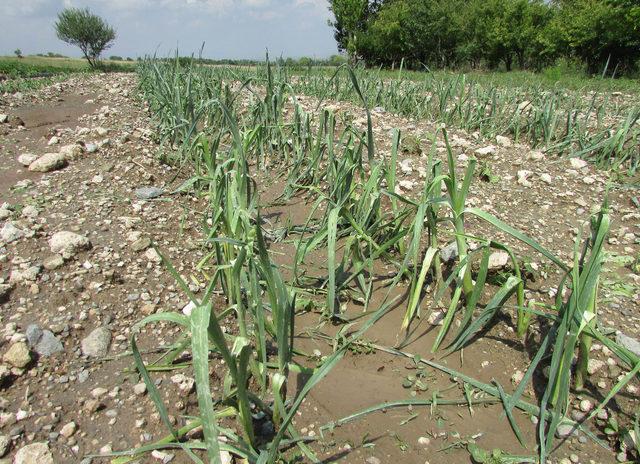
[14,443,53,464]
[2,342,31,368]
[28,152,67,172]
[48,231,91,259]
[26,325,64,357]
[81,327,111,358]
[0,222,24,244]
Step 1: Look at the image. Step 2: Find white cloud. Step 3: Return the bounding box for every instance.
[0,0,50,16]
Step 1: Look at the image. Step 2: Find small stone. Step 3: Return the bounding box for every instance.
[517,170,532,187]
[47,136,59,146]
[81,327,112,358]
[49,231,91,259]
[570,158,588,169]
[439,242,458,263]
[0,435,10,457]
[475,145,496,156]
[511,370,524,384]
[17,153,38,166]
[26,325,63,357]
[2,342,30,368]
[131,237,152,252]
[570,453,579,463]
[488,251,510,270]
[366,457,382,464]
[60,421,77,438]
[496,135,511,147]
[579,399,593,413]
[43,255,64,271]
[135,187,164,200]
[417,436,430,447]
[220,450,232,464]
[14,442,53,464]
[0,222,24,244]
[59,144,83,160]
[133,383,147,396]
[145,248,162,263]
[539,173,552,184]
[528,151,544,161]
[427,309,445,326]
[587,359,606,375]
[555,424,576,438]
[151,450,174,463]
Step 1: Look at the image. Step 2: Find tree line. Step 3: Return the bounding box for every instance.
[329,0,640,76]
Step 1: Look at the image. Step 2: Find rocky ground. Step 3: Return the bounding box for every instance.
[0,73,638,464]
[0,74,213,463]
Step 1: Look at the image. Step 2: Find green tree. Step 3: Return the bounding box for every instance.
[55,7,116,68]
[14,49,23,59]
[328,0,382,61]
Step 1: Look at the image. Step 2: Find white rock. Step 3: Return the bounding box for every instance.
[0,222,24,243]
[48,231,91,259]
[60,421,77,438]
[427,309,445,326]
[400,159,413,174]
[579,399,593,413]
[133,383,147,396]
[496,135,511,147]
[28,152,67,172]
[145,248,162,263]
[417,436,431,447]
[475,145,496,156]
[81,327,112,358]
[397,180,415,192]
[539,173,552,184]
[511,370,525,384]
[488,251,510,270]
[517,170,532,187]
[182,301,196,316]
[528,151,544,161]
[59,144,83,160]
[14,442,53,464]
[570,158,588,169]
[17,153,38,166]
[21,205,39,219]
[47,136,59,146]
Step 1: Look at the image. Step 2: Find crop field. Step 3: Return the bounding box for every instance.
[121,58,640,463]
[0,57,639,464]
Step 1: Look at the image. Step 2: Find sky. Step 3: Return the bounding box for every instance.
[1,0,338,60]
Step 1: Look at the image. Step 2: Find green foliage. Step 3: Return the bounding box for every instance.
[328,0,640,75]
[14,49,22,58]
[55,7,116,68]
